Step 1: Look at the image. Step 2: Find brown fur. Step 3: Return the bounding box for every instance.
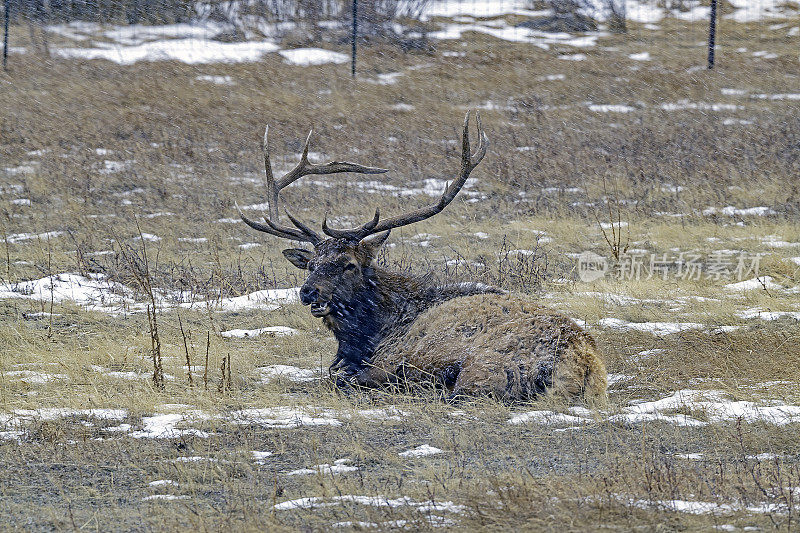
[355,293,608,404]
[244,114,605,403]
[284,236,607,404]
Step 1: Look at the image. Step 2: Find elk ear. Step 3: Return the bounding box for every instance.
[358,230,391,263]
[282,248,313,270]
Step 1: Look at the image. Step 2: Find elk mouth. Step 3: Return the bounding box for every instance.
[309,302,332,317]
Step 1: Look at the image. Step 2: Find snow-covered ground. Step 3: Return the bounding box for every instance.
[399,444,445,457]
[0,272,300,315]
[56,38,280,65]
[511,388,800,428]
[8,0,795,65]
[4,387,799,443]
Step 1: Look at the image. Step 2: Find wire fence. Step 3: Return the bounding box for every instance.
[1,0,797,72]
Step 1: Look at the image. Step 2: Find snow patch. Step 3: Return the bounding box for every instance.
[181,287,299,312]
[142,494,189,501]
[0,273,143,314]
[130,411,211,439]
[279,48,348,66]
[148,479,178,487]
[422,0,531,19]
[509,410,591,426]
[252,451,273,464]
[737,308,800,321]
[661,101,742,112]
[703,206,775,216]
[195,74,234,85]
[173,456,216,463]
[3,165,36,175]
[761,236,800,248]
[559,53,586,61]
[221,326,298,338]
[399,444,444,457]
[257,365,319,383]
[366,72,403,85]
[614,389,800,427]
[724,276,783,292]
[0,409,127,432]
[6,231,64,244]
[232,407,341,428]
[57,39,279,65]
[589,104,635,113]
[722,118,753,126]
[4,371,69,384]
[429,21,601,49]
[286,458,359,476]
[599,318,705,336]
[721,88,747,96]
[599,221,628,229]
[726,0,797,23]
[274,493,464,513]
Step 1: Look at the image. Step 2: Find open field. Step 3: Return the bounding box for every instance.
[2,7,800,531]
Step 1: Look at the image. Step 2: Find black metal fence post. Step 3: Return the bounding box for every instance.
[3,0,9,70]
[707,0,717,69]
[351,0,357,78]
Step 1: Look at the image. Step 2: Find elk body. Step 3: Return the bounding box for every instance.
[239,113,607,403]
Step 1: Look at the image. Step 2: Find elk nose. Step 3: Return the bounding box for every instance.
[299,285,318,305]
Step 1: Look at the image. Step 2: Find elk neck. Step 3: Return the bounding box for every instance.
[320,262,501,374]
[322,265,422,369]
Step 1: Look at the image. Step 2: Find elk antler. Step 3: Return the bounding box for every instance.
[237,125,389,245]
[322,110,487,242]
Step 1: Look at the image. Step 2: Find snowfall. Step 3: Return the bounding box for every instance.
[2,0,800,523]
[2,266,799,439]
[3,0,799,440]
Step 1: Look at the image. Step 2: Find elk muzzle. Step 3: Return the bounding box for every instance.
[300,283,331,317]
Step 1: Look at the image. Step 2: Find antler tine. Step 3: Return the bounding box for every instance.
[322,208,381,240]
[275,130,314,190]
[277,129,389,190]
[468,110,487,168]
[323,111,488,241]
[246,124,388,245]
[250,125,320,242]
[263,125,278,220]
[236,202,318,244]
[284,207,322,243]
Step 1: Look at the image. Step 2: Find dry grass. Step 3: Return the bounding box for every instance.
[1,13,800,531]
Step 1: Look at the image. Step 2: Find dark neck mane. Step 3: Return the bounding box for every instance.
[323,266,502,375]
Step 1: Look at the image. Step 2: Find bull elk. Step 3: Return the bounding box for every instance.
[239,112,607,403]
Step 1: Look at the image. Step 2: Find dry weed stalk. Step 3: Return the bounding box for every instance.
[44,232,54,337]
[594,177,629,260]
[178,312,193,387]
[1,223,10,284]
[204,331,210,391]
[732,420,799,529]
[218,353,232,393]
[114,217,165,389]
[145,305,164,390]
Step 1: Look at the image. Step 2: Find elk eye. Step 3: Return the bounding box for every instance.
[344,263,358,272]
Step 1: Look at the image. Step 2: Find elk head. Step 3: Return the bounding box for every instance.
[238,112,487,320]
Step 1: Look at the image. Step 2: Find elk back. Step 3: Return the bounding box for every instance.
[357,293,608,404]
